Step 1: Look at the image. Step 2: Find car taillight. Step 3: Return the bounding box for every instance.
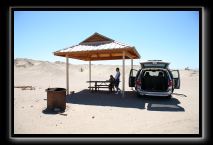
[168,80,172,87]
[136,80,141,86]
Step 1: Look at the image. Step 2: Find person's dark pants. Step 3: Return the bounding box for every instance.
[115,79,120,91]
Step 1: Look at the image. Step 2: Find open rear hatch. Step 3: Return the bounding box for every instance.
[140,60,170,69]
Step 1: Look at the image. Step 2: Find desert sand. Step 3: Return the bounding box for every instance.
[14,58,199,134]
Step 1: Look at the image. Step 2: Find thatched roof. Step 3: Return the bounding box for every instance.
[54,32,141,61]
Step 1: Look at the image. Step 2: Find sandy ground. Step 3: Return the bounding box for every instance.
[14,58,199,134]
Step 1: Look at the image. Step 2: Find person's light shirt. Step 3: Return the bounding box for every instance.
[115,71,120,80]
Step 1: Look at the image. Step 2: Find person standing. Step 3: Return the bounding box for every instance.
[114,67,121,94]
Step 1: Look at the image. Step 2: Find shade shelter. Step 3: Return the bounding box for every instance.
[53,32,140,96]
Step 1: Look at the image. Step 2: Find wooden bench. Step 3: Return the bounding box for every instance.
[87,81,111,92]
[97,85,109,87]
[88,85,109,91]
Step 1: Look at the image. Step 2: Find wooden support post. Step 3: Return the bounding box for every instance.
[66,55,69,95]
[131,58,133,90]
[122,51,125,97]
[89,60,91,90]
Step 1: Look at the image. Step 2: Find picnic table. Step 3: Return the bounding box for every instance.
[87,80,110,91]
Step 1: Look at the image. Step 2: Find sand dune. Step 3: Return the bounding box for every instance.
[14,58,199,134]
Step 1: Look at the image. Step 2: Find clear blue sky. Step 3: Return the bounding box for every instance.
[14,11,199,69]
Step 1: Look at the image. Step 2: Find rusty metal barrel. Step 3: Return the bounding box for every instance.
[46,88,66,111]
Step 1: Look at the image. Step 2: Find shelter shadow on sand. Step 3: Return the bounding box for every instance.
[66,89,185,112]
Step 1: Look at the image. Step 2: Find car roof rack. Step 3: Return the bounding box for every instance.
[147,60,162,61]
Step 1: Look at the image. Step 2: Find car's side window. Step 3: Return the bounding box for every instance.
[172,71,179,78]
[168,70,173,79]
[132,69,138,77]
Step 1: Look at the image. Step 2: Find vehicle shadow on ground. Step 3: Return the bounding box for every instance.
[66,89,185,112]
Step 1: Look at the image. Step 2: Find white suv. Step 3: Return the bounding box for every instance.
[129,60,180,98]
